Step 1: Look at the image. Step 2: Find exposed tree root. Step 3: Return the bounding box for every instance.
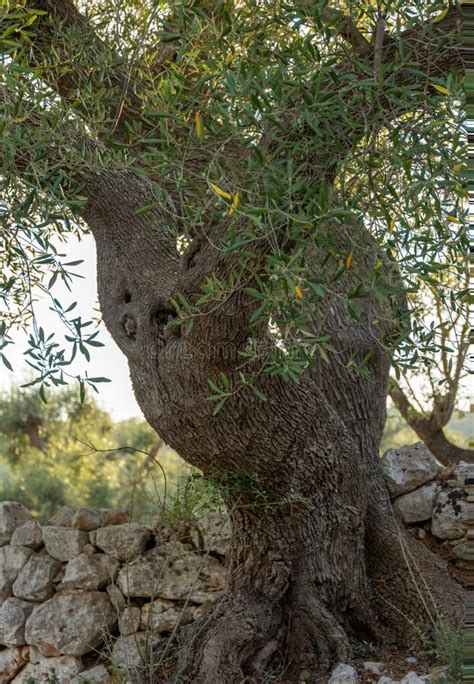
[158,508,464,684]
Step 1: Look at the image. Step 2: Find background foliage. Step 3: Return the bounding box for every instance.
[0,384,470,521]
[0,386,189,520]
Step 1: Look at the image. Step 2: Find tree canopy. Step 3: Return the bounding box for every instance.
[0,0,467,405]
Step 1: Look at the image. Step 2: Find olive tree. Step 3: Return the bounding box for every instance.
[389,269,471,465]
[0,1,467,681]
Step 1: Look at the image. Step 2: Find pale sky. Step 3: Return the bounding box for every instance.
[1,234,469,421]
[0,234,142,420]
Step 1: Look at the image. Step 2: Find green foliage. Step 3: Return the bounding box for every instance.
[0,0,467,405]
[419,623,464,684]
[0,386,188,520]
[161,471,224,530]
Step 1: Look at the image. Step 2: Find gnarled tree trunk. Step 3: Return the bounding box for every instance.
[4,2,465,681]
[80,174,463,683]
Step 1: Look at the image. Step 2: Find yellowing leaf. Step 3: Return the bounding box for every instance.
[346,250,354,269]
[210,182,232,200]
[453,163,463,173]
[295,284,303,299]
[389,217,396,232]
[432,84,450,96]
[228,192,240,215]
[195,111,203,139]
[433,7,449,23]
[447,214,462,224]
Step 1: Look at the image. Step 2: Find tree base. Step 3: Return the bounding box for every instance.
[154,509,463,684]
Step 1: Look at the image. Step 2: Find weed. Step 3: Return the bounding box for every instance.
[418,622,463,684]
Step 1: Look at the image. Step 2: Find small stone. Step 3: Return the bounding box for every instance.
[111,632,161,671]
[364,661,385,675]
[0,597,35,645]
[454,461,469,488]
[0,503,32,547]
[0,546,33,601]
[71,664,111,683]
[94,523,151,561]
[158,551,226,603]
[0,646,25,682]
[25,590,116,657]
[393,482,438,524]
[48,505,76,527]
[405,657,418,664]
[328,663,358,683]
[119,606,141,636]
[60,553,119,591]
[141,599,192,633]
[381,443,439,497]
[449,536,469,561]
[10,521,43,550]
[197,511,231,556]
[117,560,158,598]
[100,508,129,526]
[106,583,126,611]
[13,553,61,601]
[72,508,103,531]
[43,526,89,561]
[377,678,396,684]
[82,544,97,555]
[11,655,82,682]
[400,673,426,684]
[432,488,467,540]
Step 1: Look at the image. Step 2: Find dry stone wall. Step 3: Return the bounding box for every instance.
[0,503,229,683]
[0,442,468,683]
[381,443,469,566]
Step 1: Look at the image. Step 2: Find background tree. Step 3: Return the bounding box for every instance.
[0,386,186,519]
[388,268,472,465]
[0,1,467,681]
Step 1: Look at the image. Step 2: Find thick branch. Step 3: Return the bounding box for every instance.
[388,379,473,466]
[21,0,143,140]
[322,7,372,55]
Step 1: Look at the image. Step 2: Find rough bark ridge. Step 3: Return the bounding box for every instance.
[79,176,463,683]
[7,2,466,682]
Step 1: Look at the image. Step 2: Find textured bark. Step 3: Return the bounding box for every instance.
[76,174,464,683]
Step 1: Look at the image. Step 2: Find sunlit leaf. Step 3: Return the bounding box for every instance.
[228,192,240,215]
[432,7,449,23]
[195,110,203,140]
[432,84,450,96]
[210,183,232,200]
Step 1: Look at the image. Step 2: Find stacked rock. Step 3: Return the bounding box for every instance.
[381,443,469,564]
[0,447,467,683]
[0,502,228,683]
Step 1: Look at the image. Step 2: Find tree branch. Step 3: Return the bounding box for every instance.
[388,378,473,466]
[322,7,372,56]
[20,0,144,141]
